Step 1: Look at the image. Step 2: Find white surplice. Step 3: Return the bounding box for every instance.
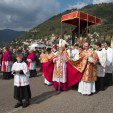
[78,81,95,95]
[52,53,67,83]
[1,61,13,72]
[95,50,106,77]
[12,61,30,87]
[72,49,79,57]
[103,47,113,73]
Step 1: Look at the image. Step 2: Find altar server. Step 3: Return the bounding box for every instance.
[12,54,31,108]
[103,41,113,86]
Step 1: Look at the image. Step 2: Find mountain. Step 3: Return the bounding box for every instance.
[0,29,24,42]
[16,3,113,41]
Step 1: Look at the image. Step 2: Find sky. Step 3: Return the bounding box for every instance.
[0,0,113,31]
[57,0,93,11]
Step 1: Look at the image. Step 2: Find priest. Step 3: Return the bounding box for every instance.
[41,39,87,91]
[78,42,98,95]
[40,48,54,86]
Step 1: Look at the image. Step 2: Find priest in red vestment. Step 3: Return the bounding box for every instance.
[40,39,88,91]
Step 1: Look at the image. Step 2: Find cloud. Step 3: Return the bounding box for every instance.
[68,2,88,9]
[67,0,113,10]
[0,0,60,31]
[0,0,113,31]
[93,0,113,4]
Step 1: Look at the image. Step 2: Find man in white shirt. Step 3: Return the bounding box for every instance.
[67,46,73,58]
[72,44,79,59]
[94,42,106,91]
[102,41,113,86]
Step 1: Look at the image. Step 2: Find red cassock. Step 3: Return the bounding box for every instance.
[27,52,36,70]
[42,60,54,82]
[1,51,12,72]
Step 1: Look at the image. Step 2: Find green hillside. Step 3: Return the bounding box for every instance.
[17,3,113,41]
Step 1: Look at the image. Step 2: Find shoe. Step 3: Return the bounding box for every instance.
[14,102,23,108]
[47,84,53,86]
[100,88,105,91]
[22,101,29,108]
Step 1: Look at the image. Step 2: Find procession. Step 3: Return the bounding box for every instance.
[0,38,113,109]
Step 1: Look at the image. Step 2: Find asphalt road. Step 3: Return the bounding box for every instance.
[0,74,113,113]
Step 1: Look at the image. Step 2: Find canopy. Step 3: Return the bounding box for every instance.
[61,11,101,27]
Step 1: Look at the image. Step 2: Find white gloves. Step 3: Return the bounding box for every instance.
[88,57,93,63]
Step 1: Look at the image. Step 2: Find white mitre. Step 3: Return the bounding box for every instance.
[59,39,67,48]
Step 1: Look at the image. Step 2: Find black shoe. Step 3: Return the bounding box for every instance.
[14,102,23,108]
[100,88,105,91]
[109,83,113,86]
[44,83,47,85]
[22,101,29,108]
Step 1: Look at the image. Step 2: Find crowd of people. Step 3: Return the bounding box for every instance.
[40,40,113,94]
[0,46,41,108]
[0,39,113,108]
